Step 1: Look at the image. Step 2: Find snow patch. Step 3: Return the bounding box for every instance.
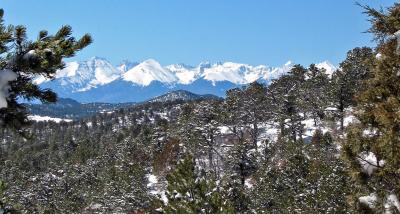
[359,193,377,208]
[386,194,400,213]
[358,152,384,175]
[89,203,102,209]
[147,174,158,188]
[23,50,36,60]
[245,178,253,188]
[28,115,73,123]
[301,118,330,138]
[359,193,400,213]
[393,30,400,54]
[218,126,231,134]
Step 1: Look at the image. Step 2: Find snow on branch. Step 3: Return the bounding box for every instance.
[357,152,384,176]
[394,30,400,55]
[0,69,17,108]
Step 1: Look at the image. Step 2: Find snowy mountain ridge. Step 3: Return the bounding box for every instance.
[35,57,123,92]
[35,57,336,103]
[37,58,336,89]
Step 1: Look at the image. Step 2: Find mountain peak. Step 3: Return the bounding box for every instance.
[316,61,336,76]
[122,59,177,86]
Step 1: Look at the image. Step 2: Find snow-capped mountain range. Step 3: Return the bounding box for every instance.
[36,57,336,103]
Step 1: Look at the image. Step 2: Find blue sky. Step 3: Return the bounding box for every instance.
[1,0,397,66]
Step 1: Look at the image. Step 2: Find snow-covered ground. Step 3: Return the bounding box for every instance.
[28,115,73,123]
[147,174,168,204]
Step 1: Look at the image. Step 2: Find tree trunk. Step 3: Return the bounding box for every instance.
[339,100,345,133]
[208,134,214,172]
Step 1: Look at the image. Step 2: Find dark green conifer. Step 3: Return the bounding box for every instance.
[343,3,400,212]
[331,47,374,132]
[163,155,234,214]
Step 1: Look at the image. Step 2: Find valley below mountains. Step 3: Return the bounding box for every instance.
[25,90,220,120]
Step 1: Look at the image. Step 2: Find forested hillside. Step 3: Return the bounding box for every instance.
[0,45,384,212]
[1,2,400,214]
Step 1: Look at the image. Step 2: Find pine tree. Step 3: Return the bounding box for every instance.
[223,88,246,140]
[180,100,223,173]
[250,139,309,212]
[302,64,330,127]
[225,141,257,187]
[174,103,197,147]
[331,47,374,132]
[224,177,250,214]
[241,82,269,149]
[0,9,92,132]
[303,131,349,213]
[162,155,234,214]
[343,3,400,212]
[223,141,255,213]
[267,65,307,142]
